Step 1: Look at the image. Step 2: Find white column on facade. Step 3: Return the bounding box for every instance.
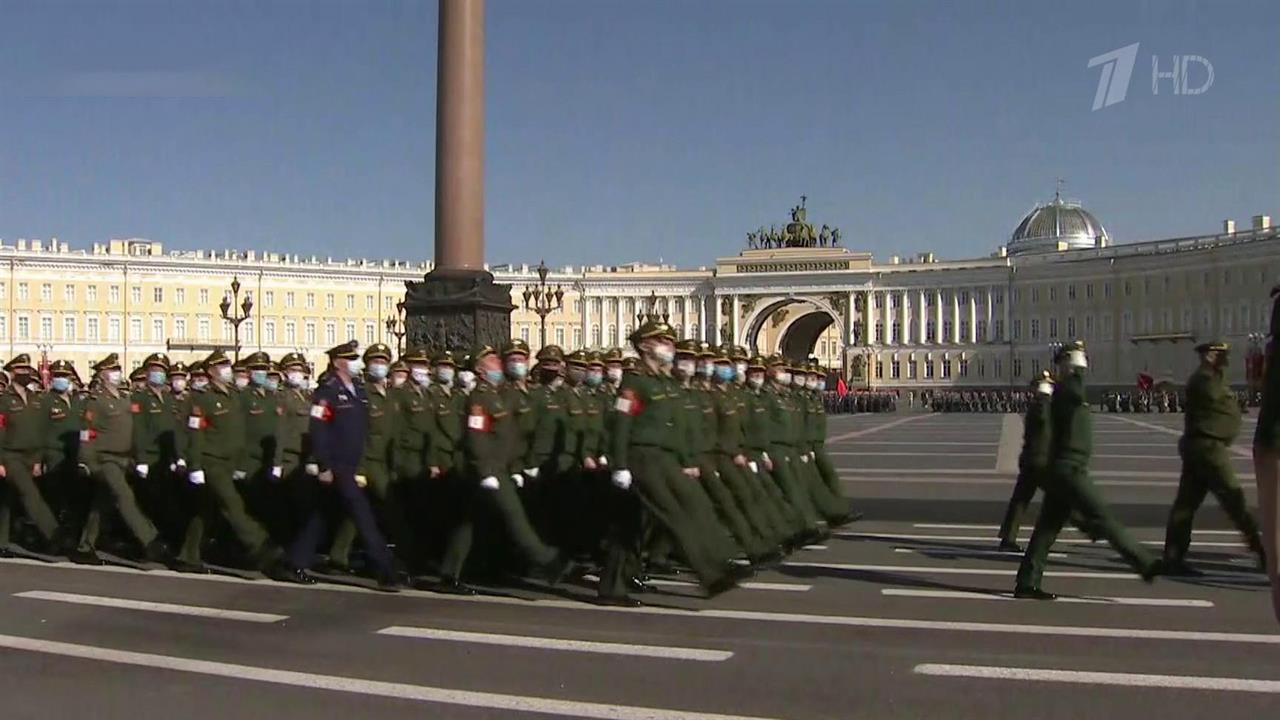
[866,290,877,345]
[1002,288,1011,342]
[709,292,720,344]
[967,289,977,344]
[985,287,994,342]
[580,290,590,348]
[934,290,944,344]
[917,290,927,344]
[952,290,961,343]
[731,294,741,346]
[614,295,624,346]
[899,290,909,345]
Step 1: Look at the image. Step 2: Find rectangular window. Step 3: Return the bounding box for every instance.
[1182,308,1192,331]
[942,320,952,341]
[1067,316,1076,338]
[365,295,374,311]
[1084,315,1093,338]
[174,318,186,338]
[1049,286,1057,302]
[64,285,74,304]
[959,320,969,340]
[959,357,969,377]
[152,318,164,341]
[556,327,565,345]
[199,289,209,305]
[262,291,272,307]
[1012,318,1022,340]
[1103,282,1112,299]
[306,293,315,309]
[1085,283,1093,299]
[17,316,29,340]
[243,321,255,345]
[941,357,952,379]
[573,328,582,347]
[286,292,295,308]
[1031,287,1039,303]
[87,317,99,340]
[345,322,355,341]
[907,359,916,379]
[40,283,52,302]
[325,293,335,310]
[1222,306,1233,332]
[265,321,276,344]
[130,317,142,340]
[891,358,901,379]
[17,283,28,301]
[198,318,210,340]
[346,294,355,311]
[924,359,935,379]
[325,322,336,345]
[926,321,936,343]
[1122,311,1132,334]
[1241,303,1251,330]
[286,321,297,345]
[63,316,75,341]
[1067,285,1076,301]
[109,317,122,341]
[131,286,141,304]
[87,285,98,302]
[306,322,316,346]
[1030,318,1040,340]
[365,323,375,345]
[153,287,163,303]
[1123,280,1131,297]
[175,288,185,304]
[40,316,53,340]
[875,359,884,379]
[1012,357,1023,378]
[520,326,530,342]
[891,322,901,344]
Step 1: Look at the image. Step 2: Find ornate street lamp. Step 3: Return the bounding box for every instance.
[36,341,54,387]
[523,260,564,348]
[385,300,407,356]
[219,276,253,362]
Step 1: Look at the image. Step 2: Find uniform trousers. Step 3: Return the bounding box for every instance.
[1252,446,1280,623]
[287,469,393,575]
[178,458,274,567]
[767,445,822,531]
[328,461,418,570]
[998,466,1042,543]
[78,454,159,553]
[715,455,789,547]
[1164,438,1264,563]
[697,453,769,557]
[439,472,559,581]
[0,449,59,547]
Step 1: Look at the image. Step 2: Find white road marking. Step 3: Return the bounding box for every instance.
[826,452,992,457]
[783,561,1139,579]
[376,626,733,662]
[801,544,828,550]
[914,663,1280,693]
[836,467,1261,481]
[838,532,1247,547]
[829,441,998,446]
[841,477,1184,488]
[14,590,287,623]
[911,523,1239,537]
[1110,415,1254,458]
[826,414,934,442]
[995,414,1022,473]
[580,575,811,593]
[892,547,1069,559]
[0,634,772,719]
[882,589,1213,607]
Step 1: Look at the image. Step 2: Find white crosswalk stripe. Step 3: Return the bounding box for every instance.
[14,590,288,623]
[914,663,1280,693]
[838,531,1247,547]
[580,574,812,593]
[783,561,1140,579]
[376,626,733,661]
[892,547,1068,559]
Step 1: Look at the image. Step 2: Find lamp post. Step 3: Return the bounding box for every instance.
[522,260,564,348]
[218,276,253,362]
[636,290,668,326]
[385,300,407,356]
[36,341,53,387]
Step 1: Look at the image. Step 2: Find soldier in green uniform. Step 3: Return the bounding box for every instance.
[130,353,185,548]
[41,360,86,539]
[269,353,313,545]
[0,354,67,555]
[997,371,1055,552]
[456,345,569,583]
[238,351,283,485]
[760,355,824,539]
[1254,285,1280,622]
[77,353,174,565]
[600,321,741,605]
[424,349,476,593]
[179,350,283,575]
[1015,341,1160,599]
[328,344,418,574]
[798,362,859,526]
[742,355,809,544]
[523,345,567,539]
[389,359,409,390]
[1163,342,1265,574]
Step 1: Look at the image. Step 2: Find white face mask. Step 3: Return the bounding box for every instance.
[286,371,306,387]
[234,374,249,388]
[734,363,747,382]
[791,374,805,387]
[747,376,765,389]
[171,378,188,393]
[773,371,791,386]
[675,359,696,377]
[1066,350,1088,369]
[105,370,122,386]
[650,343,675,365]
[805,378,818,390]
[1036,381,1054,395]
[434,367,452,385]
[606,367,623,383]
[216,366,234,384]
[192,377,210,391]
[457,370,476,392]
[345,358,365,375]
[548,376,564,390]
[391,374,407,388]
[816,381,826,392]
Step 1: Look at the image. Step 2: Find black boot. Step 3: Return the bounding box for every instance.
[427,576,477,596]
[266,560,316,585]
[144,538,176,566]
[1013,586,1057,600]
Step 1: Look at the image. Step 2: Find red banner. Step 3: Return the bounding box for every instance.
[1136,372,1154,390]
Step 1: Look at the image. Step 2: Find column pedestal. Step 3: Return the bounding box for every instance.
[403,268,513,352]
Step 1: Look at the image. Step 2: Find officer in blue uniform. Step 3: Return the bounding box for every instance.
[279,341,401,591]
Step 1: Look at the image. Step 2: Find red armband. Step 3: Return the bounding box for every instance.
[467,405,491,432]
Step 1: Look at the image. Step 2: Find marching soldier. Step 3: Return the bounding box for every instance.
[997,371,1054,552]
[41,360,86,535]
[179,350,283,575]
[269,352,313,545]
[1162,342,1265,574]
[76,353,174,566]
[1254,285,1280,622]
[239,352,283,486]
[425,349,475,594]
[0,354,66,555]
[1015,341,1160,599]
[131,353,185,548]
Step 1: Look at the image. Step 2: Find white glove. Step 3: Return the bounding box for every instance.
[305,463,319,476]
[354,474,368,488]
[135,464,149,478]
[523,467,540,479]
[597,455,608,467]
[611,469,633,490]
[271,466,283,479]
[809,451,816,462]
[800,454,809,464]
[318,469,334,484]
[188,470,206,485]
[232,470,247,480]
[748,461,759,474]
[176,458,187,469]
[480,476,500,491]
[761,452,770,463]
[510,473,524,488]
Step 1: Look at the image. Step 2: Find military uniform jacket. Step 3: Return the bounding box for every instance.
[526,385,568,471]
[501,383,536,473]
[742,387,772,454]
[392,383,434,474]
[580,387,606,460]
[276,387,312,469]
[610,366,691,470]
[171,390,194,461]
[683,383,717,457]
[1018,395,1052,471]
[81,386,135,466]
[1257,345,1280,449]
[186,382,244,470]
[425,384,464,471]
[361,382,397,471]
[42,391,83,468]
[557,385,589,470]
[712,385,746,457]
[309,375,369,474]
[804,391,826,452]
[464,380,516,479]
[1049,373,1092,469]
[1184,367,1241,445]
[240,387,282,471]
[0,385,44,455]
[132,387,178,467]
[761,385,798,450]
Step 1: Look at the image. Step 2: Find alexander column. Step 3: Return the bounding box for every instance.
[404,0,513,352]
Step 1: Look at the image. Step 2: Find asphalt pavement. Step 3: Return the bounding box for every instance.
[0,410,1275,719]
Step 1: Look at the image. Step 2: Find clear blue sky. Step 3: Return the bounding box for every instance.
[1,0,1277,267]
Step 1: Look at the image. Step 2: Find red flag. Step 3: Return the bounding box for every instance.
[1136,372,1154,390]
[836,378,848,397]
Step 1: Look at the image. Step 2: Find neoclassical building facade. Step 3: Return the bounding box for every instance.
[2,196,1275,390]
